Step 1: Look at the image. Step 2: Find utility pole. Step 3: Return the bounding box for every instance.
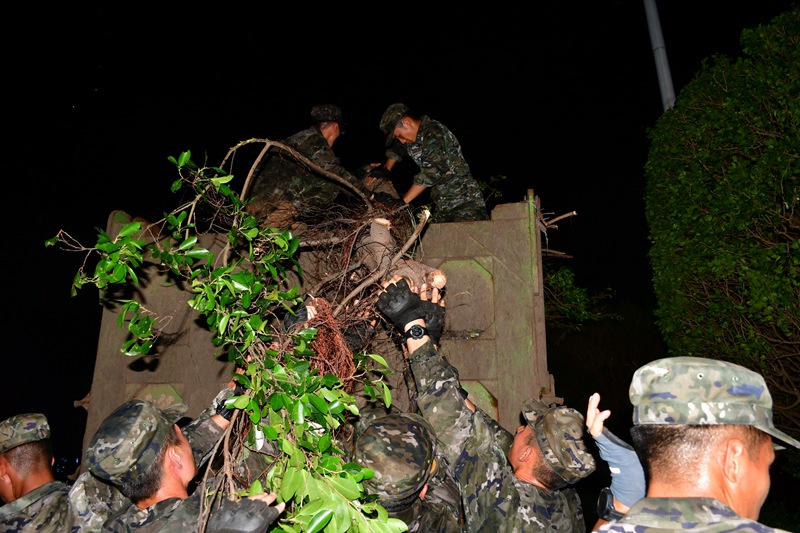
[644,0,675,111]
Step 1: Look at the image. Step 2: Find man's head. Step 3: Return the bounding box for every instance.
[379,103,412,146]
[629,356,799,520]
[311,104,346,130]
[84,399,189,490]
[0,413,50,454]
[351,412,436,513]
[510,399,596,490]
[0,413,54,503]
[629,356,799,449]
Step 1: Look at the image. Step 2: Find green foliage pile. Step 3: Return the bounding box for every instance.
[644,8,799,438]
[47,151,407,533]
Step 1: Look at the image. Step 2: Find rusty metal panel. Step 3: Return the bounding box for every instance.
[81,211,235,455]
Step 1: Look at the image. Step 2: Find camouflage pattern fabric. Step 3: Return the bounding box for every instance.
[102,492,204,533]
[84,399,188,486]
[408,341,587,532]
[414,453,464,533]
[630,356,800,449]
[521,398,596,487]
[0,480,70,533]
[398,115,488,223]
[67,471,128,533]
[310,104,346,125]
[75,388,230,532]
[248,126,368,226]
[352,412,437,502]
[595,496,793,532]
[0,413,50,453]
[101,449,279,532]
[351,409,464,532]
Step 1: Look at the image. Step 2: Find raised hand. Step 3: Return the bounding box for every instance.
[376,279,425,329]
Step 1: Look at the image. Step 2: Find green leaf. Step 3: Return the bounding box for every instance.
[308,394,329,414]
[326,476,360,500]
[307,508,333,533]
[280,466,302,501]
[117,222,142,238]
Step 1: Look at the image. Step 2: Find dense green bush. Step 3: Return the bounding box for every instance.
[644,8,799,441]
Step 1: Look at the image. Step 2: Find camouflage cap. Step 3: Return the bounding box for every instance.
[630,356,800,449]
[0,413,50,453]
[521,398,596,486]
[379,103,409,146]
[352,412,436,502]
[84,399,188,485]
[311,104,346,127]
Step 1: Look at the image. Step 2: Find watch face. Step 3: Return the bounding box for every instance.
[406,325,426,340]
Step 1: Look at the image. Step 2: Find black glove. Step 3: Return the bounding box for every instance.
[376,279,426,330]
[367,167,392,181]
[355,164,373,181]
[420,300,445,345]
[344,322,375,352]
[282,303,309,333]
[206,497,281,533]
[215,384,246,421]
[372,192,405,208]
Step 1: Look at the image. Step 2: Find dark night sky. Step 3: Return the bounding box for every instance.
[6,1,796,482]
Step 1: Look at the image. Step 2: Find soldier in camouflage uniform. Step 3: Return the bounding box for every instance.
[83,387,284,532]
[376,279,596,532]
[66,386,237,533]
[0,413,71,532]
[596,356,800,533]
[379,103,488,223]
[351,411,464,532]
[247,104,374,228]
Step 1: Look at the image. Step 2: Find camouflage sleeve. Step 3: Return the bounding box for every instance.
[408,341,508,462]
[183,387,232,467]
[385,142,404,163]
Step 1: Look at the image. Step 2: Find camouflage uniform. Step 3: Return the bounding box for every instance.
[351,411,464,533]
[407,341,595,533]
[66,471,128,533]
[380,103,488,223]
[249,104,369,226]
[596,356,800,533]
[0,413,71,533]
[83,388,260,533]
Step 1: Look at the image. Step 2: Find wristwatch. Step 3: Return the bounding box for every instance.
[403,324,428,342]
[597,487,625,522]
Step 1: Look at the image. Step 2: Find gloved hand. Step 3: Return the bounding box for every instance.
[355,164,374,181]
[206,497,281,533]
[420,300,445,345]
[372,192,405,208]
[282,303,309,333]
[376,279,426,330]
[367,167,392,181]
[215,384,246,421]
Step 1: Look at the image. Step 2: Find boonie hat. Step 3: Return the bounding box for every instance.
[379,103,409,146]
[84,399,188,485]
[311,104,347,128]
[0,413,50,453]
[521,398,596,488]
[352,412,436,503]
[630,356,800,449]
